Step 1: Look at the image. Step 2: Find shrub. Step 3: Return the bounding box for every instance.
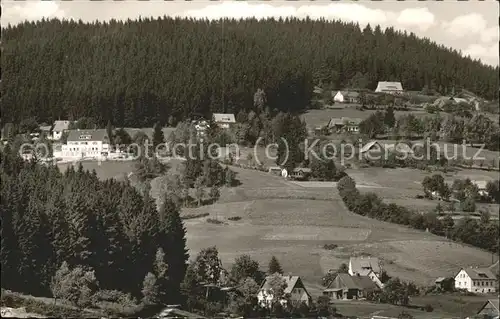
[207,218,224,225]
[424,304,434,312]
[181,212,209,220]
[227,216,241,221]
[323,243,338,250]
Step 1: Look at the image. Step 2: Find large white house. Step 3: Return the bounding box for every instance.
[51,120,71,140]
[333,91,360,103]
[212,113,236,129]
[375,82,404,95]
[257,274,312,308]
[61,129,110,160]
[454,267,497,294]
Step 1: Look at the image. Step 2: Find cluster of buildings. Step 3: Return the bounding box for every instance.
[331,81,405,105]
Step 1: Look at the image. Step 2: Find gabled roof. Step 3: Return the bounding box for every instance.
[339,91,360,98]
[213,113,236,123]
[349,256,381,274]
[39,125,52,132]
[359,141,384,154]
[451,97,468,104]
[53,120,71,132]
[477,299,500,315]
[326,273,379,291]
[327,117,362,128]
[157,307,206,318]
[460,267,496,280]
[260,274,310,296]
[66,129,109,142]
[375,81,403,91]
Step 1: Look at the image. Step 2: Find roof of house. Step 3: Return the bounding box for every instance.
[213,113,236,123]
[66,129,109,142]
[260,274,310,296]
[375,81,403,91]
[489,261,499,275]
[327,273,379,291]
[39,125,52,132]
[53,120,71,132]
[328,117,363,127]
[292,167,312,173]
[470,180,488,190]
[359,141,384,154]
[435,277,446,283]
[477,299,500,315]
[349,256,381,274]
[460,267,496,280]
[339,91,360,98]
[157,307,206,318]
[451,97,468,104]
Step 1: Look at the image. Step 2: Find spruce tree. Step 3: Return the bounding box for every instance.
[152,122,165,150]
[268,256,283,275]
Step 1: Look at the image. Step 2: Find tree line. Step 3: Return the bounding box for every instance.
[2,17,498,127]
[337,175,499,253]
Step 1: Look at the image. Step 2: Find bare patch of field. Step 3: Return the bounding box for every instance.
[262,226,371,241]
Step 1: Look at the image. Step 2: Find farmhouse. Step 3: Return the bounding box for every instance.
[359,141,385,156]
[471,180,489,197]
[288,167,312,180]
[385,142,414,156]
[61,129,110,160]
[327,117,362,133]
[323,273,380,300]
[257,274,312,308]
[333,90,360,104]
[51,120,71,141]
[212,113,236,129]
[454,267,497,293]
[375,81,403,95]
[349,256,381,277]
[39,125,52,136]
[476,299,499,318]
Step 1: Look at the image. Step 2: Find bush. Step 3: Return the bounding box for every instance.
[206,218,224,225]
[181,212,209,220]
[323,243,338,250]
[227,216,241,221]
[424,304,434,312]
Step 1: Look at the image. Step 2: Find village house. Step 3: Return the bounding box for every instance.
[333,90,360,104]
[327,117,362,134]
[39,125,52,137]
[471,180,489,197]
[323,273,380,300]
[349,256,382,278]
[51,120,71,141]
[359,141,385,159]
[288,167,312,180]
[384,142,414,157]
[454,267,497,294]
[476,299,499,319]
[61,129,110,160]
[212,113,236,129]
[375,81,404,95]
[257,274,312,308]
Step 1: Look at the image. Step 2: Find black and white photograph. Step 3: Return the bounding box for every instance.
[1,1,499,318]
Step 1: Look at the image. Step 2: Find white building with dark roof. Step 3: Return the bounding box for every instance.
[61,129,110,160]
[212,113,236,129]
[51,120,71,140]
[349,256,381,277]
[257,274,312,308]
[454,267,497,293]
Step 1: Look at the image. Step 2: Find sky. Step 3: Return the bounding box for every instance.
[2,1,499,66]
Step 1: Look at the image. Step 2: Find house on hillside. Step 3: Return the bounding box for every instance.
[257,274,312,308]
[287,167,312,181]
[349,256,382,278]
[471,180,489,197]
[327,117,362,134]
[454,267,497,293]
[212,113,236,129]
[61,129,110,160]
[39,125,52,137]
[51,120,71,141]
[375,82,403,95]
[323,273,380,300]
[385,142,414,157]
[476,299,499,318]
[333,91,360,104]
[359,141,385,159]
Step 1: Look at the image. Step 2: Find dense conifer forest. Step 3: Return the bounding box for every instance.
[0,146,188,303]
[2,17,498,127]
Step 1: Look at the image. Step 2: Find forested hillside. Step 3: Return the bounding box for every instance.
[2,17,498,127]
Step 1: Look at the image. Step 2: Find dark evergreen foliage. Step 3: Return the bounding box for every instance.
[2,18,498,126]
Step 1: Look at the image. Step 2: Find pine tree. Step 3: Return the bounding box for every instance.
[152,122,165,150]
[268,256,283,275]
